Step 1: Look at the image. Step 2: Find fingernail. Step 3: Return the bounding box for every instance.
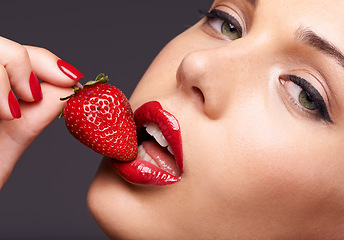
[57,59,84,81]
[8,90,21,119]
[29,71,43,102]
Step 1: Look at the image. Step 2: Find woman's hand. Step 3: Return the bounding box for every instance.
[0,36,84,189]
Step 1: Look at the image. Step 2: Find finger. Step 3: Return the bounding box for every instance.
[0,37,36,103]
[0,83,74,187]
[3,82,73,141]
[25,46,84,87]
[0,65,21,120]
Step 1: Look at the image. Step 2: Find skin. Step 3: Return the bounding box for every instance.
[87,0,344,239]
[0,38,76,189]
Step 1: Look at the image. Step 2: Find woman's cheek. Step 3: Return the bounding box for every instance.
[230,119,342,218]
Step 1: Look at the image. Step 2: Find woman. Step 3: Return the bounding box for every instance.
[2,0,344,239]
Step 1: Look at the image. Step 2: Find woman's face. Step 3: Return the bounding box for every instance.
[88,0,344,239]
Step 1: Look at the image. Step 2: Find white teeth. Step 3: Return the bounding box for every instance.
[144,123,175,156]
[138,145,159,167]
[167,145,174,155]
[146,124,169,148]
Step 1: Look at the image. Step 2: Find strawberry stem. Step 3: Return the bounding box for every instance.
[58,108,64,118]
[83,73,108,87]
[59,73,108,101]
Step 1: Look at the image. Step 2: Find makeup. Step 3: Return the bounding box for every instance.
[281,75,332,123]
[111,101,183,185]
[8,90,21,119]
[29,71,43,102]
[204,9,242,34]
[201,8,243,39]
[57,59,84,81]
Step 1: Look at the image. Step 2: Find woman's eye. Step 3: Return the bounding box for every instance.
[282,78,317,111]
[203,9,243,40]
[299,90,316,110]
[283,80,316,110]
[211,18,241,40]
[280,75,333,123]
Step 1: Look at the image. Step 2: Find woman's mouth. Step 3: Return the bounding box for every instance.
[111,101,183,185]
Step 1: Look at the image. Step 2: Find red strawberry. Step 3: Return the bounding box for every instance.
[60,74,137,161]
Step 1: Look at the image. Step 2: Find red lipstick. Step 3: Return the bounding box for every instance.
[111,101,183,185]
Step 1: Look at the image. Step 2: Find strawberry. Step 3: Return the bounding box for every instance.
[60,74,137,161]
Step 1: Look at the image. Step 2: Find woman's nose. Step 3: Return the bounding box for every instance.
[177,46,245,119]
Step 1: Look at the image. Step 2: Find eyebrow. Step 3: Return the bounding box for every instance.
[297,28,344,69]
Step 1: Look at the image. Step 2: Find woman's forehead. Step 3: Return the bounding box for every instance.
[212,0,344,52]
[212,0,344,15]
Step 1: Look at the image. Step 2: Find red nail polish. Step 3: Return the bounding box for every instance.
[29,71,43,102]
[57,59,84,81]
[8,90,21,119]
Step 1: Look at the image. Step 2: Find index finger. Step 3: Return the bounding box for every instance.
[25,46,84,87]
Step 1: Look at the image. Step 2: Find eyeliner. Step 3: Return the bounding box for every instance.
[200,9,243,37]
[286,75,333,123]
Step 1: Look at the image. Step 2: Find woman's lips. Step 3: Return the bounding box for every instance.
[111,101,183,185]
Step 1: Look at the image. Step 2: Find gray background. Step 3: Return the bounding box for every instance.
[0,0,211,239]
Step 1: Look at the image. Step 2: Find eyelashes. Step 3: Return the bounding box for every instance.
[281,75,333,123]
[200,8,243,40]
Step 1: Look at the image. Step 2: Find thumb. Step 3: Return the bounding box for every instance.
[1,82,73,145]
[0,83,73,188]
